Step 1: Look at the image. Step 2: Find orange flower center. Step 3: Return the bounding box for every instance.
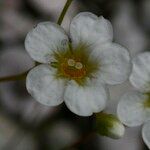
[52,43,100,85]
[61,58,86,79]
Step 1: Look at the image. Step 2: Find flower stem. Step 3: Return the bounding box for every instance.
[57,0,73,25]
[0,70,29,82]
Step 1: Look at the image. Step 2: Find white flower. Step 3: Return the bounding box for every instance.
[25,12,131,116]
[117,52,150,148]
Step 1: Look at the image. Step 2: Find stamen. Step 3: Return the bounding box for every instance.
[67,59,75,66]
[75,62,83,70]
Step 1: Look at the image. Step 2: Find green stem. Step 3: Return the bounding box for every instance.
[57,0,73,25]
[0,0,73,83]
[0,70,29,82]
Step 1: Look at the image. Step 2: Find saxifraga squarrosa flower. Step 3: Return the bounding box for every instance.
[25,12,131,116]
[117,52,150,148]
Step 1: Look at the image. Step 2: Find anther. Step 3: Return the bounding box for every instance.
[67,59,75,66]
[75,62,83,70]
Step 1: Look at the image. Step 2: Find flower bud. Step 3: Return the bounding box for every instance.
[95,113,125,139]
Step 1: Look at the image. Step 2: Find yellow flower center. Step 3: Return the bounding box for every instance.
[61,58,86,79]
[51,43,99,85]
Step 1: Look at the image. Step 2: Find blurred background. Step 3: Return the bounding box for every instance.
[0,0,149,149]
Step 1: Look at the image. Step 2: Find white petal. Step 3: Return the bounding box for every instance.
[109,120,125,139]
[26,64,66,106]
[64,80,108,116]
[130,52,150,92]
[117,91,150,127]
[142,121,150,149]
[70,12,113,47]
[25,22,69,63]
[91,43,131,85]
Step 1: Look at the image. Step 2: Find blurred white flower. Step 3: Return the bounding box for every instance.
[29,0,79,31]
[117,52,150,148]
[0,114,37,150]
[113,1,148,57]
[29,0,70,15]
[25,12,131,116]
[0,0,34,43]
